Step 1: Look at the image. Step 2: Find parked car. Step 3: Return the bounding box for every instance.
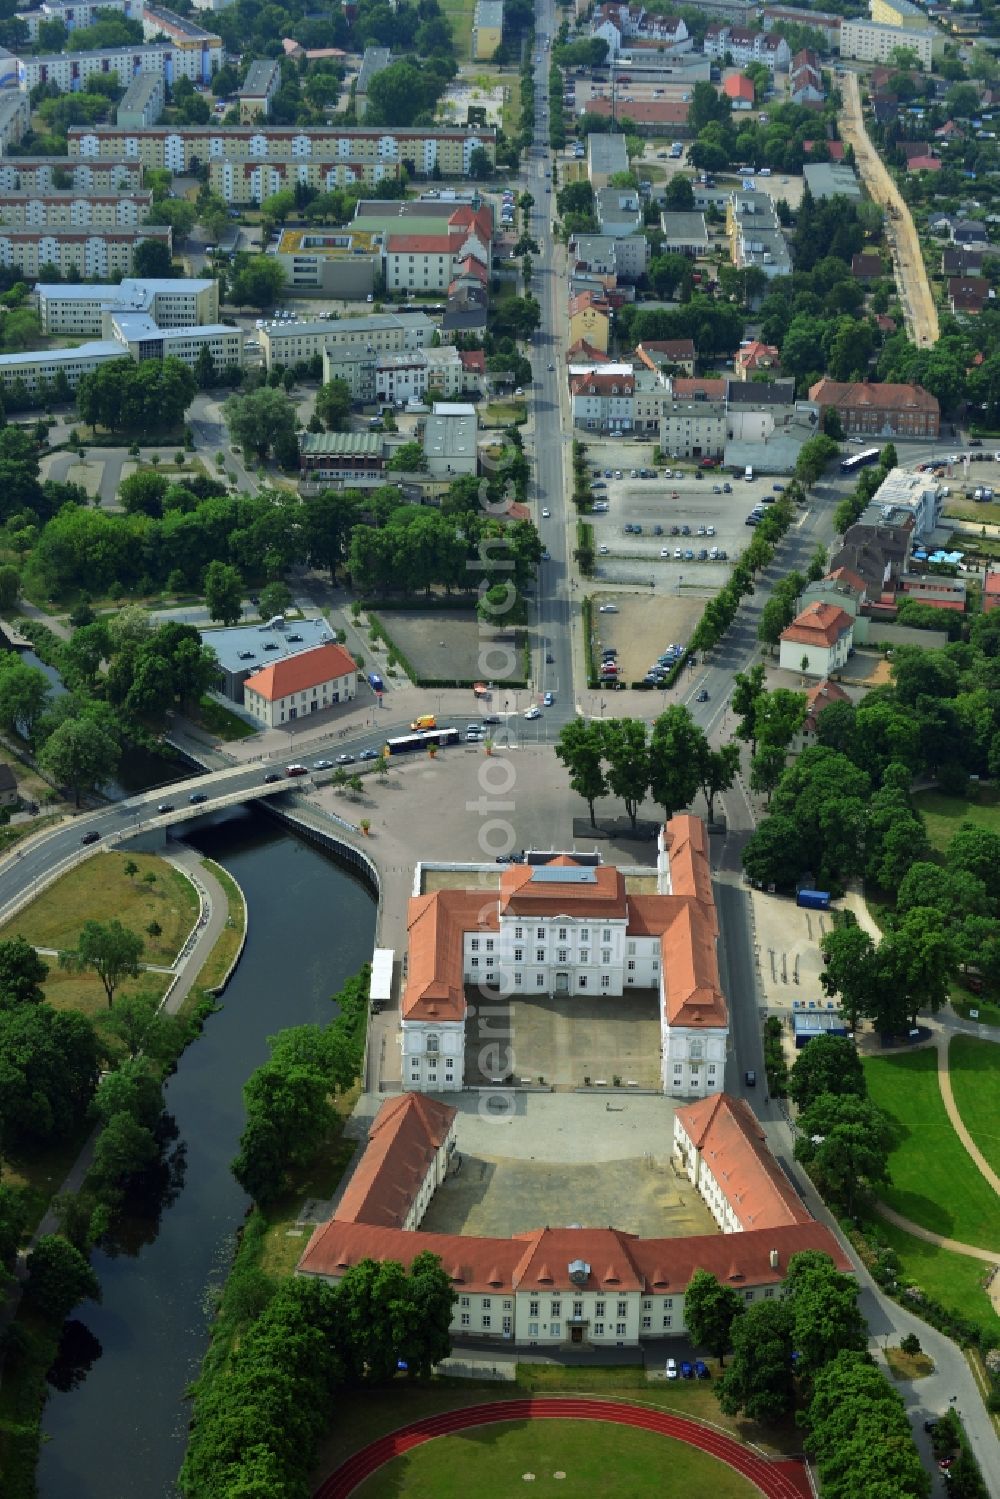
[599,544,609,554]
[599,603,619,613]
[681,1361,694,1379]
[694,1361,710,1379]
[665,1359,678,1379]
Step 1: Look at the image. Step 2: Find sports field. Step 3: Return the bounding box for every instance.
[353,1418,757,1498]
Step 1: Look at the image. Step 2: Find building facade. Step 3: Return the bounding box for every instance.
[236,57,281,121]
[242,640,358,728]
[298,431,386,484]
[808,378,940,438]
[375,346,462,405]
[116,72,165,129]
[0,224,170,279]
[38,275,218,334]
[259,309,435,371]
[0,188,152,229]
[779,601,854,676]
[16,38,221,93]
[0,156,142,193]
[839,18,934,69]
[0,90,30,154]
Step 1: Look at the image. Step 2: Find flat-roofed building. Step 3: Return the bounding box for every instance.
[422,402,478,477]
[116,72,165,129]
[209,155,401,204]
[587,131,629,189]
[273,226,381,298]
[839,18,934,69]
[375,345,463,405]
[802,161,862,200]
[14,0,140,39]
[0,157,142,194]
[259,309,434,371]
[236,57,281,122]
[355,46,391,119]
[0,90,30,154]
[140,2,223,76]
[0,189,153,230]
[200,615,339,703]
[298,430,386,484]
[37,275,218,334]
[660,209,709,257]
[320,346,377,403]
[17,38,220,92]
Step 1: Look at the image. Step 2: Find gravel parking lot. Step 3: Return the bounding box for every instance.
[373,608,486,684]
[591,593,705,686]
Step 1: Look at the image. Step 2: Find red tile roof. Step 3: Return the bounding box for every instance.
[243,641,357,702]
[634,338,696,368]
[672,377,725,400]
[386,234,453,254]
[803,678,851,735]
[584,98,689,125]
[459,349,486,373]
[807,378,939,416]
[566,338,610,363]
[569,290,610,319]
[723,74,755,102]
[298,1217,850,1289]
[499,858,628,918]
[402,889,498,1022]
[676,1095,813,1230]
[983,571,1000,612]
[335,1095,457,1229]
[570,371,635,397]
[780,601,854,648]
[826,566,867,596]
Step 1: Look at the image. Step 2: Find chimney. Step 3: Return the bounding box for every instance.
[769,1248,779,1270]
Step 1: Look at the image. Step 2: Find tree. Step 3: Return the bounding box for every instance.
[38,715,120,805]
[947,822,1000,903]
[76,356,195,434]
[222,387,298,463]
[697,742,739,826]
[258,581,292,619]
[100,989,178,1064]
[0,1005,99,1150]
[716,1299,795,1423]
[0,563,20,610]
[132,239,175,279]
[732,664,766,755]
[0,660,50,744]
[387,441,426,472]
[0,936,48,1010]
[805,1352,929,1499]
[755,689,806,751]
[229,255,286,311]
[204,560,244,625]
[0,1183,27,1277]
[818,924,878,1031]
[555,719,607,827]
[59,919,144,1009]
[794,1092,893,1215]
[25,1235,100,1323]
[750,744,786,804]
[789,1033,865,1111]
[94,1057,164,1130]
[875,907,956,1028]
[784,1252,866,1377]
[683,1270,743,1365]
[602,718,650,831]
[742,811,805,890]
[647,707,705,822]
[314,377,353,432]
[119,468,168,517]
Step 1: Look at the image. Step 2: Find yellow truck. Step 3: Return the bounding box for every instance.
[410,714,437,731]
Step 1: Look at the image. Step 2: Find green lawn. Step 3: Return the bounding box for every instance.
[440,0,476,56]
[863,1214,1000,1339]
[863,1049,1000,1252]
[912,786,1000,854]
[195,694,257,741]
[353,1419,757,1499]
[948,1035,1000,1178]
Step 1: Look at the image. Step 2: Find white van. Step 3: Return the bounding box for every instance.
[745,466,754,481]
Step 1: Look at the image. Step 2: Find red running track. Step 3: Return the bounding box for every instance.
[314,1396,812,1499]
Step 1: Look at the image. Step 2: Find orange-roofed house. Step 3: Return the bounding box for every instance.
[242,640,357,728]
[335,1094,457,1230]
[674,1094,814,1232]
[722,72,755,109]
[983,571,1000,613]
[400,815,728,1098]
[779,601,854,677]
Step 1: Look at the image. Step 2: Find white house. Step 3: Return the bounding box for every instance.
[242,640,358,728]
[778,601,854,677]
[400,816,729,1101]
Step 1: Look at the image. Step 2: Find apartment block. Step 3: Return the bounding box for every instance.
[210,156,400,205]
[870,0,928,25]
[236,57,281,122]
[17,39,220,93]
[116,72,165,129]
[37,275,219,335]
[14,0,140,40]
[0,157,143,193]
[0,89,30,154]
[67,123,498,178]
[0,189,152,230]
[0,224,170,279]
[374,346,462,405]
[839,18,934,68]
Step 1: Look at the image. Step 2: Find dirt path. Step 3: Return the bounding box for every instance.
[839,71,938,349]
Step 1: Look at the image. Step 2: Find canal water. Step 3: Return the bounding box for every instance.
[34,808,377,1498]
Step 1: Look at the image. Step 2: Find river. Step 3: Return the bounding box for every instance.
[34,807,377,1498]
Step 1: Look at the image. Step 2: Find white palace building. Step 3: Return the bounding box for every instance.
[400,815,728,1100]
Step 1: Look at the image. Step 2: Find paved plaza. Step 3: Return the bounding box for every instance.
[465,989,662,1090]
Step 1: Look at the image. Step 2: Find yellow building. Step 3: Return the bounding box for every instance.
[568,291,610,354]
[869,0,929,26]
[472,0,504,58]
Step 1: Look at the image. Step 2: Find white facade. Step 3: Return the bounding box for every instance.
[839,18,934,69]
[15,0,139,39]
[0,191,151,230]
[16,40,220,93]
[243,659,358,729]
[659,400,727,458]
[401,1017,465,1093]
[375,346,462,405]
[259,310,434,370]
[38,275,218,334]
[0,225,170,278]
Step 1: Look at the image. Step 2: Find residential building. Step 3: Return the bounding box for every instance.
[208,155,402,204]
[0,188,152,230]
[659,396,727,458]
[0,340,126,400]
[807,378,940,439]
[242,640,358,729]
[634,337,696,375]
[569,364,636,432]
[949,276,989,315]
[734,340,780,379]
[67,123,497,182]
[37,275,218,334]
[472,0,503,60]
[0,157,142,194]
[587,132,629,189]
[703,25,790,70]
[839,19,934,70]
[236,58,281,122]
[802,162,862,200]
[0,90,30,154]
[422,402,478,478]
[632,368,670,432]
[140,3,223,70]
[851,252,884,282]
[258,310,435,371]
[898,573,967,613]
[727,189,792,278]
[319,346,376,404]
[568,291,611,354]
[941,246,982,275]
[298,431,386,485]
[116,73,165,130]
[779,601,854,676]
[354,47,391,120]
[790,49,824,104]
[762,5,841,47]
[870,0,928,26]
[725,378,797,440]
[722,72,754,109]
[982,570,1000,613]
[582,98,693,135]
[951,219,990,250]
[14,0,140,39]
[273,227,381,299]
[0,224,170,280]
[16,38,221,93]
[375,346,463,405]
[659,210,709,257]
[400,818,728,1099]
[595,187,643,237]
[570,231,650,282]
[591,3,690,58]
[794,678,853,751]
